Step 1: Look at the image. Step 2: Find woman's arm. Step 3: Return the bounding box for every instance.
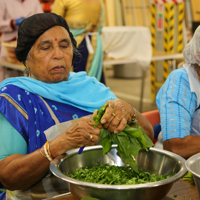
[164,135,200,159]
[0,150,50,191]
[0,116,100,190]
[134,109,154,141]
[0,114,50,190]
[0,1,15,32]
[157,69,198,158]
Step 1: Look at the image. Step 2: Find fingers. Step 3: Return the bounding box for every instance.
[100,99,133,133]
[88,134,98,143]
[73,117,100,139]
[112,118,127,133]
[100,101,114,124]
[103,115,127,133]
[64,131,98,150]
[78,116,101,135]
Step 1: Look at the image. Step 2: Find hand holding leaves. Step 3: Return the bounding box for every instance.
[94,104,154,172]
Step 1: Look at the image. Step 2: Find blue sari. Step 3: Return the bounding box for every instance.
[0,72,117,153]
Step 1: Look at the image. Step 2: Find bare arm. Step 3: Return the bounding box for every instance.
[0,117,100,190]
[0,151,49,190]
[135,109,154,141]
[163,135,200,159]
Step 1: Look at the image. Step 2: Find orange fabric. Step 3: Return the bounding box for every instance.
[142,110,160,144]
[142,110,160,128]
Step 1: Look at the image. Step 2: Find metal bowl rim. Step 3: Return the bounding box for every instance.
[50,145,187,189]
[185,152,200,179]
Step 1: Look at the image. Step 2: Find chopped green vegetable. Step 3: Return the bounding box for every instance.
[182,172,195,184]
[81,196,100,200]
[93,105,154,172]
[68,164,176,185]
[93,105,107,128]
[174,194,177,197]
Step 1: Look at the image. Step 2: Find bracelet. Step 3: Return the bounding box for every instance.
[40,148,47,159]
[46,141,55,159]
[44,142,52,162]
[130,105,138,122]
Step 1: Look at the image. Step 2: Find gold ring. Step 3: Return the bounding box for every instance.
[116,117,120,121]
[89,135,93,141]
[112,113,115,117]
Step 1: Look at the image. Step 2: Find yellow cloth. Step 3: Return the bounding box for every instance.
[52,0,101,31]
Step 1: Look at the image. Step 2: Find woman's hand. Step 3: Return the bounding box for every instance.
[99,99,133,134]
[97,99,154,141]
[50,115,101,156]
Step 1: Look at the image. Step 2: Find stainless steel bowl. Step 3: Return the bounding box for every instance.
[185,153,200,199]
[50,145,187,200]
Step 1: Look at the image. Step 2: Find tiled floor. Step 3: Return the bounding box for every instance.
[104,65,158,113]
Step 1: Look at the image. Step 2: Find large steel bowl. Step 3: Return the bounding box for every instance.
[50,145,187,200]
[185,153,200,199]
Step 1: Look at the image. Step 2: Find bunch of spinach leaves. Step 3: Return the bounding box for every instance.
[93,105,154,172]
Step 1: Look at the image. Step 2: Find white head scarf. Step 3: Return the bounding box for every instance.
[183,26,200,108]
[183,26,200,65]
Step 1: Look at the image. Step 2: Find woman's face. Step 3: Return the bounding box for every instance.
[26,26,73,83]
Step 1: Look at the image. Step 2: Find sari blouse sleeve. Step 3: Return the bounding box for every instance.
[0,112,27,161]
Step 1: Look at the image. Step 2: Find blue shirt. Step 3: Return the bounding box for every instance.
[156,68,197,141]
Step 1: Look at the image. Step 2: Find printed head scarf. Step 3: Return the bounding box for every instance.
[15,12,77,65]
[183,25,200,65]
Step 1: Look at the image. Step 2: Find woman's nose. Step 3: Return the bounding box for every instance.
[53,46,63,59]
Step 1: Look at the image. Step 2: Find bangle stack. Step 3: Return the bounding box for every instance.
[40,141,55,162]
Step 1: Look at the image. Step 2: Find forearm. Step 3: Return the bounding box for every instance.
[163,135,200,159]
[0,138,76,191]
[0,149,49,190]
[135,109,154,141]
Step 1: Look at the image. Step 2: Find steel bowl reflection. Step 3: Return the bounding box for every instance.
[50,145,187,200]
[185,153,200,199]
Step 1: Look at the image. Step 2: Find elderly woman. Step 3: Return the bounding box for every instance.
[0,13,153,199]
[155,25,200,159]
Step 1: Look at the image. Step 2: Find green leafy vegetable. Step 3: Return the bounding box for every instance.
[68,164,175,185]
[182,172,195,184]
[93,105,154,172]
[81,196,100,200]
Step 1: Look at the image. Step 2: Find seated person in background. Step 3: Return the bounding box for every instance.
[51,0,106,85]
[0,0,43,81]
[0,13,154,200]
[155,25,200,159]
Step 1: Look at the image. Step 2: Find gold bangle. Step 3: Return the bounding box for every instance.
[46,141,54,160]
[40,149,47,159]
[44,142,52,161]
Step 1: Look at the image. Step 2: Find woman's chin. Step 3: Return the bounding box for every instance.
[41,76,68,83]
[50,77,68,83]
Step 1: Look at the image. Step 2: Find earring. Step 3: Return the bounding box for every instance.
[24,64,31,77]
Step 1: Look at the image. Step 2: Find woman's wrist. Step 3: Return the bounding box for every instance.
[130,105,138,123]
[40,141,54,161]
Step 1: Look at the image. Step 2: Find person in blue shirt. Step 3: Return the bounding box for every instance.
[155,25,200,159]
[0,13,153,200]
